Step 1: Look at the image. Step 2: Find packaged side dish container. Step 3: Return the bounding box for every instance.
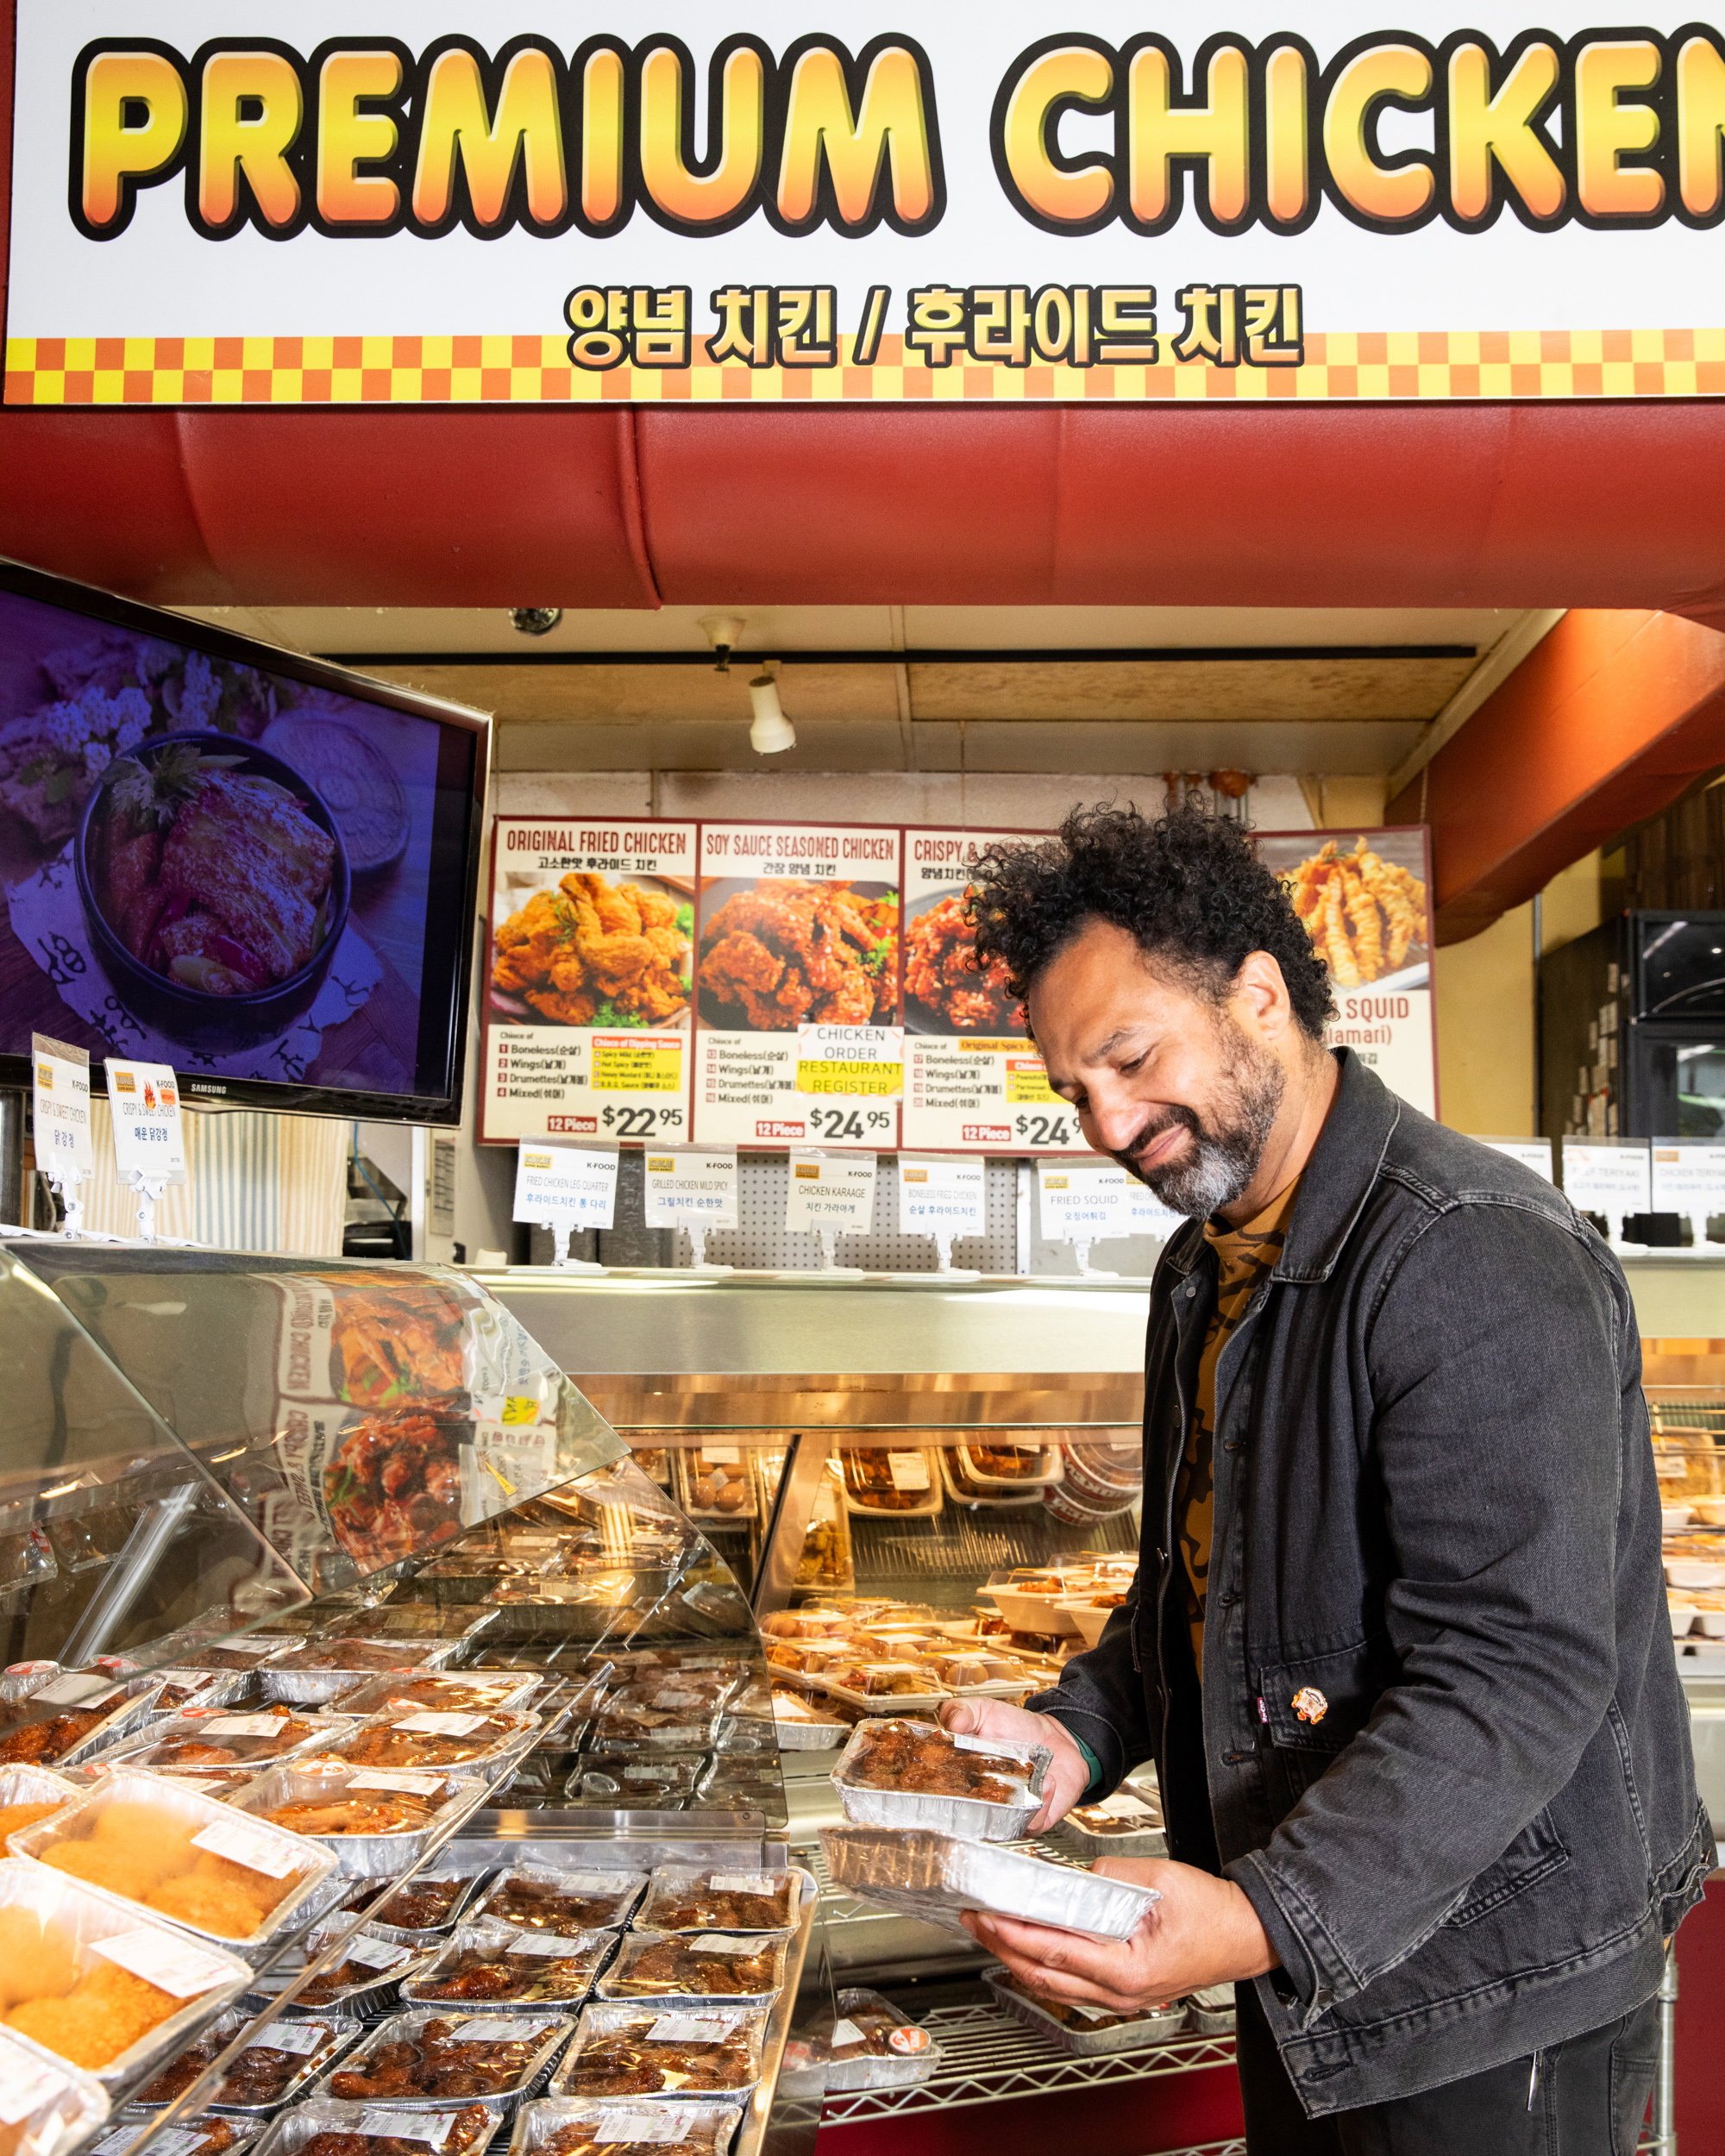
[830,1720,1049,1843]
[0,2026,109,2153]
[982,1967,1187,2053]
[812,1988,940,2092]
[248,2095,506,2156]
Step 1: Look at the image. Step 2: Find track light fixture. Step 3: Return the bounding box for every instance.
[701,615,746,674]
[748,668,796,754]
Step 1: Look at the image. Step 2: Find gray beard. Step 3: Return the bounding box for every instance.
[1122,1029,1287,1219]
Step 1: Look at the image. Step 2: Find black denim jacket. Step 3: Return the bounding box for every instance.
[1032,1050,1710,2116]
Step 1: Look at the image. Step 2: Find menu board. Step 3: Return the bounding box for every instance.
[693,822,901,1150]
[900,826,1089,1156]
[1255,827,1438,1119]
[480,817,697,1144]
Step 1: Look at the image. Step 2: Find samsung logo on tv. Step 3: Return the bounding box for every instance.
[187,1081,228,1095]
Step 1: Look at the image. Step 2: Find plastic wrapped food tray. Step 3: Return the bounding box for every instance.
[324,1708,539,1784]
[401,1921,618,2012]
[263,1642,457,1707]
[982,1968,1187,2053]
[976,1589,1082,1639]
[809,1671,948,1714]
[634,1867,800,1936]
[830,1720,1049,1842]
[837,1449,944,1520]
[819,1827,1157,1942]
[314,2009,574,2112]
[0,1675,169,1770]
[338,1671,543,1718]
[147,1670,259,1712]
[96,1710,361,1777]
[508,2097,742,2156]
[768,1695,850,1751]
[1061,1440,1143,1508]
[0,2025,108,2153]
[470,1863,647,1937]
[129,2007,354,2115]
[9,1769,341,1965]
[0,1854,251,2096]
[0,1759,82,1821]
[549,2002,767,2102]
[1187,1984,1236,2034]
[229,1762,491,1875]
[595,1931,787,2007]
[255,1921,436,2016]
[340,1852,504,1944]
[808,1988,940,2092]
[938,1453,1047,1511]
[97,2111,264,2156]
[672,1448,760,1526]
[1051,1790,1166,1861]
[247,2094,508,2156]
[586,1709,719,1755]
[568,1756,700,1808]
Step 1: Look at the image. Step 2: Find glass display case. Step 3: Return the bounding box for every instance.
[0,1239,813,2156]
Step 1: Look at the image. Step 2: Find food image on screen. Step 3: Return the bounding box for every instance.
[1276,835,1429,988]
[323,1407,466,1570]
[323,1272,471,1406]
[91,740,336,995]
[492,871,691,1026]
[904,892,1019,1031]
[699,881,897,1029]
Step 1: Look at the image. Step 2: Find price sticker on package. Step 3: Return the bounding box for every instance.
[348,1770,447,1796]
[648,2014,735,2042]
[897,1154,986,1238]
[248,2021,327,2056]
[785,1148,878,1232]
[1037,1157,1133,1242]
[707,1871,780,1895]
[593,2113,681,2146]
[643,1147,739,1229]
[31,1032,91,1188]
[1096,1792,1157,1820]
[201,1714,289,1737]
[887,1451,930,1493]
[104,1058,188,1186]
[513,1138,618,1228]
[357,2114,456,2147]
[191,1815,298,1877]
[342,1935,414,1971]
[93,1927,233,1998]
[395,1711,488,1736]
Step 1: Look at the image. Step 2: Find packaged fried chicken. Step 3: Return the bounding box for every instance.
[239,1763,486,1862]
[470,1865,647,1936]
[0,2029,107,2156]
[550,2004,767,2100]
[337,1673,542,1718]
[134,2009,354,2112]
[0,1763,78,1846]
[510,2097,741,2156]
[338,1871,491,1938]
[822,1663,939,1702]
[273,1925,429,2011]
[568,1756,699,1808]
[254,2096,497,2156]
[837,1450,942,1517]
[404,1923,616,2009]
[0,1676,164,1768]
[831,1719,1050,1841]
[328,1708,536,1778]
[635,1867,798,1936]
[10,1774,335,1953]
[600,1672,736,1716]
[595,1932,787,2004]
[587,1705,718,1753]
[983,1967,1187,2052]
[102,1708,356,1773]
[95,2111,248,2156]
[323,2010,573,2103]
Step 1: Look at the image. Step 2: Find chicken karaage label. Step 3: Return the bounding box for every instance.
[900,828,1090,1155]
[693,823,901,1150]
[482,820,697,1145]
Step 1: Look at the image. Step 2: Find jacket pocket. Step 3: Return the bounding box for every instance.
[1439,1807,1569,1928]
[1258,1631,1397,1758]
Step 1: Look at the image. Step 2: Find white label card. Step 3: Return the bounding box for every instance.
[593,2112,681,2145]
[643,1148,740,1230]
[34,1671,115,1705]
[951,1730,1032,1761]
[1484,1138,1555,1182]
[207,1639,276,1657]
[828,2019,865,2048]
[104,1058,189,1187]
[504,1931,588,1956]
[1037,1157,1135,1243]
[191,1815,299,1877]
[356,2113,456,2148]
[1560,1140,1653,1238]
[1095,1793,1156,1820]
[249,2021,328,2056]
[0,2058,69,2127]
[513,1139,619,1229]
[1066,2001,1115,2023]
[699,1448,741,1465]
[93,1927,232,1997]
[343,1935,413,1971]
[348,1771,446,1795]
[690,1935,767,1954]
[451,2018,534,2041]
[395,1712,489,1736]
[896,1154,987,1238]
[31,1034,91,1188]
[647,2015,735,2042]
[706,1873,780,1896]
[202,1714,290,1737]
[97,2134,203,2156]
[784,1148,878,1232]
[560,1871,633,1894]
[887,1452,930,1492]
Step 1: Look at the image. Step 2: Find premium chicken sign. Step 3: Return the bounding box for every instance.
[9,8,1725,410]
[482,818,697,1145]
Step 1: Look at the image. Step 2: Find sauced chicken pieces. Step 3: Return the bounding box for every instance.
[542,2127,719,2156]
[605,1936,781,1998]
[417,1937,609,2003]
[338,1714,518,1770]
[299,2107,494,2156]
[844,1720,1019,1802]
[561,2014,756,2096]
[643,1871,796,1934]
[329,2017,548,2098]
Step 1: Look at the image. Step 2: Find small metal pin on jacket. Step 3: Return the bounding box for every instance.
[1292,1686,1328,1725]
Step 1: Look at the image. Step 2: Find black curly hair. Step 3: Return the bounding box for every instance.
[966,803,1336,1043]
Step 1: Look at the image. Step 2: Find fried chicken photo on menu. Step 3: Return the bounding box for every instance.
[492,872,691,1026]
[904,893,1020,1030]
[699,882,897,1029]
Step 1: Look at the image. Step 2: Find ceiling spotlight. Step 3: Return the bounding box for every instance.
[749,670,796,754]
[509,606,562,636]
[701,615,746,674]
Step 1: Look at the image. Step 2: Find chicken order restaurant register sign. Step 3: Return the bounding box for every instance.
[7,6,1725,408]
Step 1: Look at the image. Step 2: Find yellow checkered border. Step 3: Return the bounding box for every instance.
[7,328,1724,404]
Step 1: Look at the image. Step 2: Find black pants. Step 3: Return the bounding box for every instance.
[1235,1979,1661,2154]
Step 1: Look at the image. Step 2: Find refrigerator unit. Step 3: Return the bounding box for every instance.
[1540,911,1725,1140]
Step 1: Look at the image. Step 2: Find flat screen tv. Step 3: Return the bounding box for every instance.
[0,560,487,1124]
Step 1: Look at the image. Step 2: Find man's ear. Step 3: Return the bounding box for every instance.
[1231,951,1292,1038]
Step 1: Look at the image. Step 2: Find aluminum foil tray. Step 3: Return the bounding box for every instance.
[229,1762,492,1875]
[2,1675,170,1771]
[829,1720,1049,1843]
[147,1670,259,1711]
[770,1714,849,1752]
[470,1861,647,1936]
[263,1641,457,1706]
[194,2012,362,2115]
[338,1671,543,1718]
[312,2008,574,2113]
[248,2094,509,2156]
[103,2109,264,2156]
[402,1921,619,2013]
[329,1706,541,1785]
[594,1930,787,2009]
[0,1854,251,2098]
[982,1966,1187,2053]
[634,1867,800,1937]
[0,2025,107,2149]
[1188,1984,1236,2034]
[509,2096,743,2156]
[0,1759,82,1816]
[96,1710,361,1778]
[1049,1798,1167,1863]
[809,1987,940,2092]
[9,1768,341,1966]
[343,1853,504,1945]
[252,1921,437,2018]
[819,1827,1157,1942]
[549,2001,767,2102]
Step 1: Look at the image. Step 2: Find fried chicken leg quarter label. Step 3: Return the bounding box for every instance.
[480,818,698,1146]
[706,1872,780,1895]
[341,1935,413,1971]
[203,1713,292,1737]
[887,1452,931,1493]
[191,1815,300,1877]
[93,1927,234,1996]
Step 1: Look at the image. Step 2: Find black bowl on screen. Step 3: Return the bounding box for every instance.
[74,730,353,1054]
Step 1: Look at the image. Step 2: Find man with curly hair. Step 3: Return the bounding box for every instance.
[941,804,1704,2152]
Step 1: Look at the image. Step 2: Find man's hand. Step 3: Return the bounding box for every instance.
[962,1858,1279,2011]
[937,1696,1091,1833]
